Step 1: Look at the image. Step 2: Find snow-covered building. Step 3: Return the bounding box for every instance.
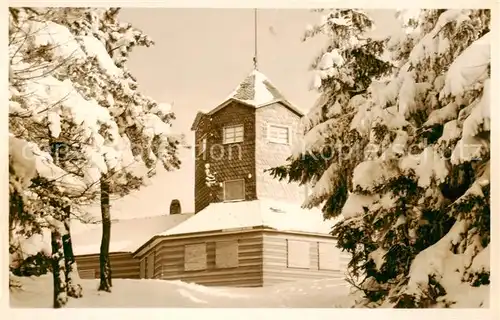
[74,69,349,287]
[72,210,193,279]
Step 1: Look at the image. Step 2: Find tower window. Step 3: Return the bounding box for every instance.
[268,124,291,145]
[198,135,207,155]
[223,179,245,201]
[223,125,244,144]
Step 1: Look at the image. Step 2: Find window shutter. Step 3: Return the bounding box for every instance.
[287,240,311,269]
[215,240,239,268]
[184,243,207,271]
[318,242,340,270]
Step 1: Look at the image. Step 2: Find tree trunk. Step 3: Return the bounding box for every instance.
[51,230,68,308]
[98,172,112,292]
[49,140,69,307]
[9,189,22,255]
[62,208,83,298]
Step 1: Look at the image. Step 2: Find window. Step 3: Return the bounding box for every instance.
[287,240,310,269]
[223,179,245,201]
[79,269,95,279]
[184,243,207,271]
[198,135,207,155]
[215,240,239,269]
[318,242,341,270]
[268,124,291,145]
[223,125,244,144]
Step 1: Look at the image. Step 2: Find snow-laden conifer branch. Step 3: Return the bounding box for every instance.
[8,7,184,305]
[271,8,490,308]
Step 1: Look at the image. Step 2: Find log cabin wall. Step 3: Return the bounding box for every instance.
[262,231,351,286]
[76,252,140,279]
[134,229,350,288]
[74,231,350,287]
[138,230,264,287]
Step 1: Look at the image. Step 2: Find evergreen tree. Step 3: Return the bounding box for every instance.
[54,8,184,291]
[272,9,490,308]
[9,7,183,305]
[269,9,394,217]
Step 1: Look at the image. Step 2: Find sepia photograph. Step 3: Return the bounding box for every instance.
[7,3,492,312]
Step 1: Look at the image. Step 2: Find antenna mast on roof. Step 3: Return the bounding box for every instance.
[253,8,258,70]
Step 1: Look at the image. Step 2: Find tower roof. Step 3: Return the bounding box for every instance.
[191,69,303,131]
[227,69,288,106]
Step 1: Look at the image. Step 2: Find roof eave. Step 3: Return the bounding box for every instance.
[133,226,335,258]
[75,250,133,257]
[207,98,256,115]
[133,226,265,257]
[257,99,304,117]
[191,111,208,131]
[191,98,259,131]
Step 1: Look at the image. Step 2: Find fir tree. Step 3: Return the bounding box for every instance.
[269,9,394,217]
[55,7,184,291]
[9,7,183,305]
[271,9,490,308]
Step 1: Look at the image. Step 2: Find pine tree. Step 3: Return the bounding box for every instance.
[272,9,491,308]
[8,135,81,307]
[9,136,39,283]
[269,9,394,217]
[53,8,184,291]
[9,7,95,300]
[345,9,490,308]
[9,7,183,304]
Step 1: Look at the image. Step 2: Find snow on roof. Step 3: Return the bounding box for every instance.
[191,69,304,131]
[158,199,338,237]
[72,213,193,255]
[227,69,280,106]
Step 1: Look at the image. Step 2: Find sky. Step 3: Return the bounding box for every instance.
[104,8,399,217]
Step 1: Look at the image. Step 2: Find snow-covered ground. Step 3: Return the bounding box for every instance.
[10,275,357,308]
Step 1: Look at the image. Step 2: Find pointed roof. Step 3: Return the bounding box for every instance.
[191,70,304,131]
[228,69,288,106]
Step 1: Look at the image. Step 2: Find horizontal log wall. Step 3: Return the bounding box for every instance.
[75,252,140,279]
[75,231,351,288]
[262,232,351,286]
[139,231,264,287]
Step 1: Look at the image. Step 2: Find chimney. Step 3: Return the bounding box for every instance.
[170,199,182,215]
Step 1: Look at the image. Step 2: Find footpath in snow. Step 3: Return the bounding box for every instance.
[10,275,356,308]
